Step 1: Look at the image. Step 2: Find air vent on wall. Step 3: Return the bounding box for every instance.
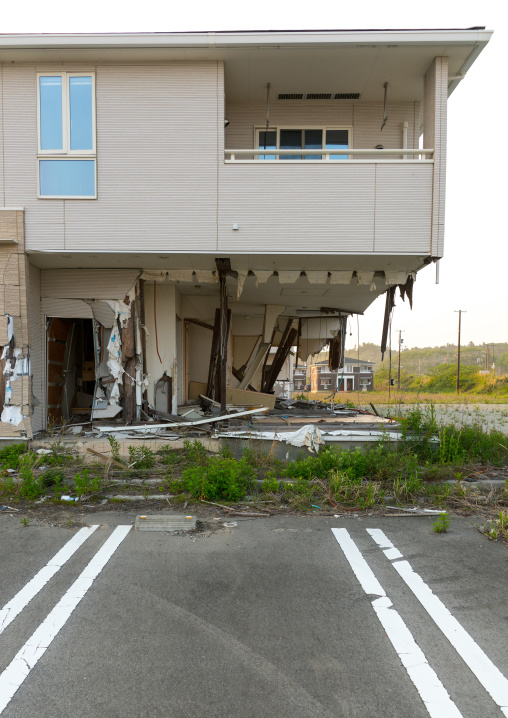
[305,93,332,100]
[334,93,361,100]
[278,93,304,100]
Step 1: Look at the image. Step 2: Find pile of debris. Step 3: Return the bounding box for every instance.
[34,394,401,457]
[274,397,359,416]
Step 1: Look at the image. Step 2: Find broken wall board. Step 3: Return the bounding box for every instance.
[188,381,276,410]
[237,342,271,390]
[40,269,139,300]
[99,405,267,432]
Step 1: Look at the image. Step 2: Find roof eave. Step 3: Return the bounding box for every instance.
[0,28,494,51]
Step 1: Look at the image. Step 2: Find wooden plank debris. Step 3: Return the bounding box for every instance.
[86,447,128,469]
[98,406,267,432]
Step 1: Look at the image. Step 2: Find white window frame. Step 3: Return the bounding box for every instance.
[37,72,97,199]
[255,125,353,160]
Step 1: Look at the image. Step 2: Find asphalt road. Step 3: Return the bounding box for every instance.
[0,511,507,718]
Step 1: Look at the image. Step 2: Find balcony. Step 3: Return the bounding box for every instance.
[218,148,434,256]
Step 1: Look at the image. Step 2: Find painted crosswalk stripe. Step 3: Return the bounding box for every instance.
[0,525,99,635]
[0,524,131,715]
[332,528,463,718]
[367,528,508,717]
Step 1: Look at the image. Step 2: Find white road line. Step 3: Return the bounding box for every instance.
[331,528,463,718]
[367,528,508,717]
[0,525,98,635]
[0,524,131,715]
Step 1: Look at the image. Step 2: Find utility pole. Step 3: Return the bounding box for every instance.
[397,330,404,391]
[454,310,466,393]
[388,316,392,400]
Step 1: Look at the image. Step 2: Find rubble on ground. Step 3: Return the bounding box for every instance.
[31,394,402,454]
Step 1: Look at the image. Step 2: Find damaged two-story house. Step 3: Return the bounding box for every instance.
[0,28,491,439]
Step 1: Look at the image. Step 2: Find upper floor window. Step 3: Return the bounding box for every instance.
[256,126,350,160]
[37,73,96,198]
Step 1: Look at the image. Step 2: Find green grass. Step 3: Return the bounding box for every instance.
[0,415,506,517]
[432,513,450,533]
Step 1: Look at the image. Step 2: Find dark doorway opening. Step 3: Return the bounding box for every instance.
[47,318,96,424]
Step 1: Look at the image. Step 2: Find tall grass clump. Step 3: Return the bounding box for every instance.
[182,455,255,501]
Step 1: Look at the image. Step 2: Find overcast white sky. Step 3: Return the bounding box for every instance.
[2,0,506,350]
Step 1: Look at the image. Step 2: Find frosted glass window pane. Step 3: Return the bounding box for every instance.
[69,76,93,150]
[40,160,95,197]
[326,129,348,159]
[258,130,277,160]
[40,77,63,150]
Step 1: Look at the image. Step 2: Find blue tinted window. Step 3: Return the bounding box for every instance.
[304,129,322,160]
[40,160,95,197]
[40,77,63,150]
[258,130,277,160]
[326,129,348,159]
[280,129,302,160]
[69,76,93,150]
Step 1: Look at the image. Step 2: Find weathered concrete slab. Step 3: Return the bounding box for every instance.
[134,514,196,531]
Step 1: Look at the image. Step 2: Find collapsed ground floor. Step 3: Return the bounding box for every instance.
[0,209,426,440]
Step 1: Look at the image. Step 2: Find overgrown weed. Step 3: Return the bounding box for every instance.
[182,455,255,501]
[0,413,505,518]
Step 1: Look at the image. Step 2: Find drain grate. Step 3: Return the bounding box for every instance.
[135,514,197,532]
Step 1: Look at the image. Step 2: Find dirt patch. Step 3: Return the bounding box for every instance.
[4,498,252,531]
[6,492,507,534]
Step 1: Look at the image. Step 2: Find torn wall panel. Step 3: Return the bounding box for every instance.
[84,301,116,328]
[144,283,180,412]
[40,269,139,300]
[28,265,44,433]
[42,298,94,319]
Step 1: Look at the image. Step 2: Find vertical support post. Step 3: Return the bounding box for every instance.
[206,308,221,401]
[424,57,448,258]
[219,271,228,413]
[122,293,136,423]
[214,258,232,413]
[138,279,148,412]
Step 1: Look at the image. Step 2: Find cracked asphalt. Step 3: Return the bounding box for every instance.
[0,511,507,717]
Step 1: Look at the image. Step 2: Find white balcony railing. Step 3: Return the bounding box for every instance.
[225,148,434,161]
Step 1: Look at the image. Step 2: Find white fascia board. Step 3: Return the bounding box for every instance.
[447,36,492,96]
[0,28,493,51]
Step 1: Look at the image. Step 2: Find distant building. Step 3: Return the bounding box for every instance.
[293,364,308,393]
[311,358,375,392]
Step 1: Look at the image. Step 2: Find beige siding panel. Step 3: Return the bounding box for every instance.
[374,164,433,253]
[42,298,94,318]
[1,66,65,249]
[41,269,139,299]
[63,63,220,251]
[353,102,419,156]
[28,265,45,432]
[225,100,419,152]
[218,164,375,253]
